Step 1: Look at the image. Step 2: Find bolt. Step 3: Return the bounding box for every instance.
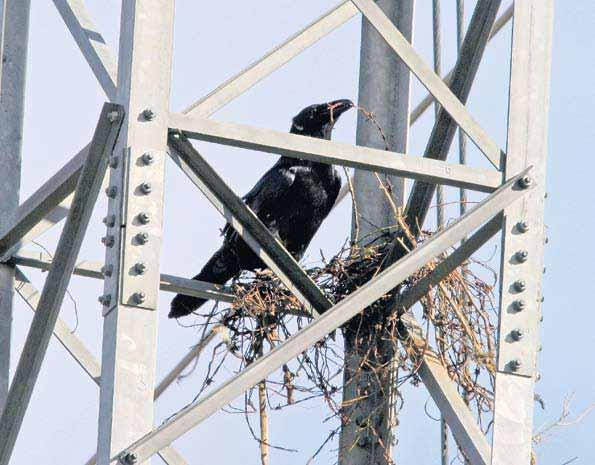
[101,235,115,247]
[517,221,530,233]
[540,296,545,303]
[540,314,544,323]
[107,111,120,123]
[544,236,549,244]
[135,262,147,274]
[119,452,138,465]
[510,359,522,372]
[133,291,146,304]
[515,250,529,263]
[105,186,118,198]
[536,373,542,382]
[510,329,524,341]
[109,156,119,169]
[513,299,526,312]
[140,182,152,194]
[136,232,149,244]
[103,215,116,227]
[101,264,114,277]
[141,152,155,165]
[538,345,543,352]
[543,267,546,274]
[142,108,156,121]
[98,294,111,306]
[513,280,526,292]
[138,212,150,224]
[518,175,533,189]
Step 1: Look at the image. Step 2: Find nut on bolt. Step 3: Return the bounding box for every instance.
[513,299,526,312]
[518,175,533,189]
[98,294,111,306]
[142,108,156,121]
[101,235,115,247]
[515,250,529,262]
[510,329,524,341]
[109,156,119,169]
[103,214,116,227]
[105,186,118,198]
[133,291,146,304]
[107,111,120,123]
[136,232,149,244]
[510,359,522,372]
[141,152,155,165]
[119,452,138,465]
[138,212,150,224]
[101,264,113,277]
[140,182,152,194]
[513,279,526,292]
[135,262,147,274]
[517,221,530,233]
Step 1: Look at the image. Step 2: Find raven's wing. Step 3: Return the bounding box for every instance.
[222,165,305,240]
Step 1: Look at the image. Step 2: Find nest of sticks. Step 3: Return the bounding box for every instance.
[182,211,499,463]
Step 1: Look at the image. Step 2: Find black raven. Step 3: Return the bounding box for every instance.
[169,99,354,318]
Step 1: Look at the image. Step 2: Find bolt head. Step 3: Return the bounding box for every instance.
[142,108,156,121]
[140,182,152,194]
[513,280,526,292]
[103,215,116,227]
[141,152,155,165]
[517,221,530,233]
[101,264,114,277]
[138,212,150,224]
[515,250,529,262]
[107,111,120,123]
[513,299,526,312]
[135,262,147,274]
[98,294,111,306]
[119,452,138,465]
[518,175,533,189]
[109,156,119,169]
[510,359,522,371]
[136,232,149,244]
[105,186,118,198]
[357,436,369,448]
[101,235,115,247]
[133,291,146,304]
[510,328,524,341]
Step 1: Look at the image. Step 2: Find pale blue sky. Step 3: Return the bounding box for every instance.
[8,1,594,464]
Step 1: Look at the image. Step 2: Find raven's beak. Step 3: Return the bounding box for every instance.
[327,99,354,120]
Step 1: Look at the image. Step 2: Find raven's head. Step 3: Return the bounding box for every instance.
[290,99,354,139]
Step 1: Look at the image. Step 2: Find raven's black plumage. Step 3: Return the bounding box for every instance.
[169,99,354,318]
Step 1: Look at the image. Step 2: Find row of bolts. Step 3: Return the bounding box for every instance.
[98,109,158,309]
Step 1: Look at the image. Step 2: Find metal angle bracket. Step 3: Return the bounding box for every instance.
[102,143,168,313]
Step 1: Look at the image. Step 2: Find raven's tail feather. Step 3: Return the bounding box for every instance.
[169,247,240,318]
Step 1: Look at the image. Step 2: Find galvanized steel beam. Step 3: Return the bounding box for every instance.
[168,133,331,317]
[351,0,503,168]
[116,169,531,462]
[491,1,554,464]
[0,0,30,412]
[52,0,117,101]
[0,103,123,465]
[12,250,235,303]
[96,2,175,465]
[168,115,501,193]
[405,0,503,234]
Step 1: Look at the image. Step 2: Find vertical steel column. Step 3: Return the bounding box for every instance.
[491,1,554,464]
[96,1,174,464]
[0,0,30,411]
[339,1,414,464]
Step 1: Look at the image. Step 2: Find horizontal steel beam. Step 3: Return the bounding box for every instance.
[0,146,88,259]
[12,250,234,303]
[117,169,531,462]
[352,0,502,168]
[168,133,332,318]
[168,115,501,193]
